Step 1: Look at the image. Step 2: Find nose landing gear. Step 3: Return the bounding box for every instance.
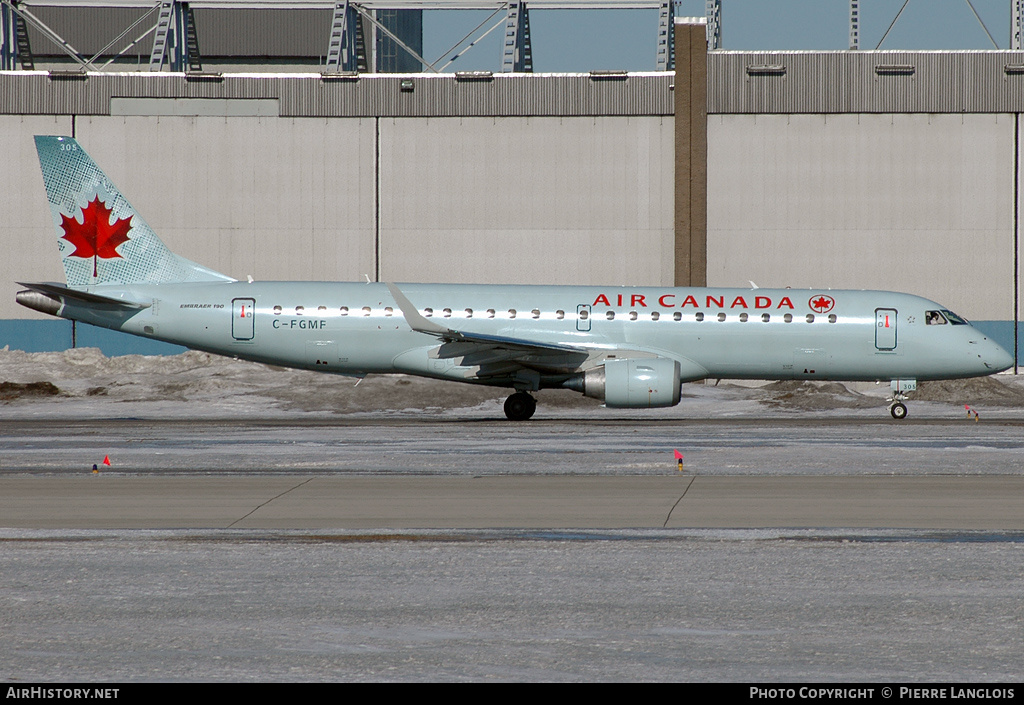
[504,392,537,421]
[887,379,915,420]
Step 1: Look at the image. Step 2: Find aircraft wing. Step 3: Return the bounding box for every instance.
[386,282,587,357]
[386,283,669,383]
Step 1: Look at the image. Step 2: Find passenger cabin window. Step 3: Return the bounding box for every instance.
[361,306,371,316]
[508,309,517,319]
[487,309,495,318]
[761,313,770,322]
[339,306,348,316]
[828,314,837,323]
[443,308,452,318]
[579,309,589,320]
[717,313,726,322]
[295,306,304,315]
[384,307,393,316]
[629,311,638,321]
[784,313,792,323]
[556,310,565,320]
[673,312,682,321]
[273,305,282,315]
[318,306,327,314]
[695,312,704,322]
[532,309,541,319]
[806,314,815,323]
[465,309,473,318]
[651,311,660,321]
[606,311,615,320]
[926,310,948,325]
[424,308,433,317]
[739,313,748,322]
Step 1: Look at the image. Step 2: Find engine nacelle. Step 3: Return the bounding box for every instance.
[578,357,682,408]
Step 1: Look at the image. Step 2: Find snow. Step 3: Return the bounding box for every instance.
[1,346,1022,420]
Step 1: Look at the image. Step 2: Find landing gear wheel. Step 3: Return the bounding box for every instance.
[504,392,537,421]
[890,402,908,420]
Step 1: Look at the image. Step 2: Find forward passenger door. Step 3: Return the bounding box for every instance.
[875,308,897,351]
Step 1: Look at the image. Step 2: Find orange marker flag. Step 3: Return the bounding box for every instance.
[102,455,111,466]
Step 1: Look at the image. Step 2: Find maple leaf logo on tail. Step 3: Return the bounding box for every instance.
[59,196,133,278]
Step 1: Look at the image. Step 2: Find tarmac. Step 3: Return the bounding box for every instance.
[3,473,1024,530]
[1,350,1022,681]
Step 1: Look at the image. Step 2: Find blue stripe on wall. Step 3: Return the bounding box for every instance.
[0,320,186,356]
[0,319,73,352]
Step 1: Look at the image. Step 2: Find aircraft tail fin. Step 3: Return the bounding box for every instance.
[34,135,234,287]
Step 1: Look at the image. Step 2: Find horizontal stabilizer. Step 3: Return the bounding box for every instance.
[16,281,151,310]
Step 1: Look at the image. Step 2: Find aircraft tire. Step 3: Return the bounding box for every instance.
[890,402,908,420]
[504,392,537,421]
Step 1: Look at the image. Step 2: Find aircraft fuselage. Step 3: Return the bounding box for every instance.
[46,281,1011,389]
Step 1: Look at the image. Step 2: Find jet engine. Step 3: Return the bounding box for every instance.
[568,357,682,408]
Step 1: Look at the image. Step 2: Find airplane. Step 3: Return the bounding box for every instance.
[16,135,1015,421]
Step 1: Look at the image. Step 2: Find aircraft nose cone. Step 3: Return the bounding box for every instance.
[984,339,1015,373]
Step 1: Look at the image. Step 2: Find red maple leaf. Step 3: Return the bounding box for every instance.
[60,197,133,277]
[810,295,835,313]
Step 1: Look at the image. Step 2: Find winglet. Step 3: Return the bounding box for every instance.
[386,282,455,338]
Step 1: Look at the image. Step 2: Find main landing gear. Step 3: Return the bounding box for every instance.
[504,392,537,421]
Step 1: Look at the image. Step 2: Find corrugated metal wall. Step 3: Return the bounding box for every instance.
[0,73,675,117]
[708,51,1024,114]
[8,51,1024,116]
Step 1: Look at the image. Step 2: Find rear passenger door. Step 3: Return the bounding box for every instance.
[232,298,256,341]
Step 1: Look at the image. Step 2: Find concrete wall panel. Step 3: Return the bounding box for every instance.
[378,116,675,286]
[707,113,1015,322]
[74,116,378,285]
[0,115,74,320]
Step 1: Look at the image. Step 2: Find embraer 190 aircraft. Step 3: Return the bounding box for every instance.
[17,136,1015,420]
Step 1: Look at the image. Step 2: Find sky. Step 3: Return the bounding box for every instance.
[419,0,1015,73]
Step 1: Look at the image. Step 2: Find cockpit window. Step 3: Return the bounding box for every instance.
[925,310,947,325]
[942,309,968,325]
